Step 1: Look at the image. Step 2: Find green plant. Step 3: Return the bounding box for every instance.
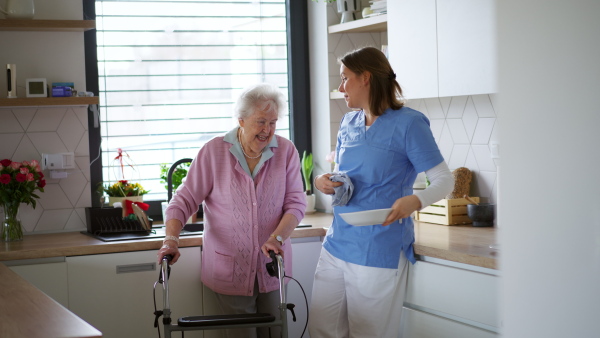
[301,151,314,195]
[160,162,191,191]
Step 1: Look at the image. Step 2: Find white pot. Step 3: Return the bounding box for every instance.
[108,195,143,207]
[305,194,316,214]
[337,0,361,24]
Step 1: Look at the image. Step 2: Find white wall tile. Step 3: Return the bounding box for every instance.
[75,131,90,157]
[471,118,496,145]
[57,110,86,152]
[59,170,88,206]
[473,170,497,202]
[65,209,86,230]
[438,122,454,162]
[35,209,72,232]
[405,98,423,111]
[347,32,379,50]
[37,183,73,210]
[462,100,479,142]
[0,110,24,133]
[0,133,23,159]
[11,108,37,130]
[327,32,342,53]
[465,147,479,172]
[471,144,497,172]
[72,107,88,130]
[18,204,43,233]
[27,132,69,154]
[447,96,468,118]
[13,135,41,162]
[439,96,452,115]
[27,108,67,132]
[75,183,92,208]
[333,34,355,59]
[448,144,470,169]
[424,98,445,119]
[472,94,496,117]
[446,119,470,144]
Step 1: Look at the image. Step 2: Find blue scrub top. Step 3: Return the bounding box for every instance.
[323,107,444,268]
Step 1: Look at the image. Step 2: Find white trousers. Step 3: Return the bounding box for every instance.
[308,247,409,338]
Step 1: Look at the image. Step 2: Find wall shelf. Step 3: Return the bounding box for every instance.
[328,14,387,34]
[0,97,99,107]
[0,19,96,32]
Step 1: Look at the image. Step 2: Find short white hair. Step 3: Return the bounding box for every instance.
[234,83,287,120]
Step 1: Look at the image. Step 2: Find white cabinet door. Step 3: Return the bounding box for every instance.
[67,247,203,338]
[8,258,69,307]
[289,238,323,338]
[437,0,497,97]
[401,307,497,338]
[388,0,438,99]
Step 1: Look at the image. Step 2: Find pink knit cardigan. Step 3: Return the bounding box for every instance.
[165,134,306,296]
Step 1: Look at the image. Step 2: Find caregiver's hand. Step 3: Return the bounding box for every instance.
[382,195,422,226]
[314,174,343,195]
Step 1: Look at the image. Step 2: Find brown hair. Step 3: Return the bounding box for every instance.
[339,47,404,116]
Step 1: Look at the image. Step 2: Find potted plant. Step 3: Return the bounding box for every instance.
[301,151,316,213]
[103,180,149,206]
[159,162,196,223]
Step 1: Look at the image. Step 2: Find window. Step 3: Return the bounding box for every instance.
[92,0,297,202]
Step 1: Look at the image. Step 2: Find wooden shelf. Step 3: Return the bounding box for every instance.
[328,14,387,34]
[0,97,99,107]
[0,19,95,32]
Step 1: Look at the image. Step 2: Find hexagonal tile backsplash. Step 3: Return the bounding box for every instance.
[0,106,91,234]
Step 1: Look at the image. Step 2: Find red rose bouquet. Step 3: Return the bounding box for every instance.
[0,159,46,241]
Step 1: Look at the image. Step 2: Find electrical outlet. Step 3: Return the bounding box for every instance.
[42,152,75,170]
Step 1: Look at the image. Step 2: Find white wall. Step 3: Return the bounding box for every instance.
[497,1,600,337]
[0,0,91,233]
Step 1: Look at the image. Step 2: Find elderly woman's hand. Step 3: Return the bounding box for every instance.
[261,236,283,258]
[157,243,181,264]
[314,174,343,195]
[382,195,422,226]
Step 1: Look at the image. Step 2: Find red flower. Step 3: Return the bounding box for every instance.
[0,174,10,184]
[0,159,11,167]
[38,171,44,179]
[26,173,35,182]
[15,173,26,182]
[20,167,29,174]
[38,179,46,188]
[119,180,128,184]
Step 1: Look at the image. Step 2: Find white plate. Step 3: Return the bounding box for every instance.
[339,208,392,226]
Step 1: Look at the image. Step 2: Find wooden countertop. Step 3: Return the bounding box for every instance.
[0,213,497,269]
[0,263,102,338]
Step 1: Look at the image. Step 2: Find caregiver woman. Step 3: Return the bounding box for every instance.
[309,47,454,338]
[157,83,306,338]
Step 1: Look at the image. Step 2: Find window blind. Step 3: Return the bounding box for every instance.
[96,0,290,201]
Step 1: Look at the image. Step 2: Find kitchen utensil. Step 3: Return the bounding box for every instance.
[132,203,151,230]
[463,194,479,205]
[339,208,392,226]
[466,203,495,227]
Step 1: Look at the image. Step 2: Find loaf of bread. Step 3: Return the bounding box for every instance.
[446,167,472,199]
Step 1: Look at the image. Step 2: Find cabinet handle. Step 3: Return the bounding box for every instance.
[116,262,156,274]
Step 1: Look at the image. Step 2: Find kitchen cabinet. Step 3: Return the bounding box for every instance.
[67,247,203,338]
[6,257,69,307]
[401,257,499,337]
[388,0,496,99]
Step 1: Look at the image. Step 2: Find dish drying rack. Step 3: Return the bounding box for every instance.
[85,207,153,236]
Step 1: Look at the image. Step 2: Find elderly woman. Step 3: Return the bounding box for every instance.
[157,83,306,338]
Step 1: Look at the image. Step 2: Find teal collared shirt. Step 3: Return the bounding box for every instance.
[223,127,278,178]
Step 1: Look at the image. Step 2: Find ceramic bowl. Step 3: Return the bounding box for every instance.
[467,203,495,227]
[339,208,392,226]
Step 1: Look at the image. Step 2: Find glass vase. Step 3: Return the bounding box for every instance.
[2,204,24,242]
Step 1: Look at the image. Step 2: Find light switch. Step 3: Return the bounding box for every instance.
[490,144,500,159]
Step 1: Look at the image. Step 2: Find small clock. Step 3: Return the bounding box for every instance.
[26,78,48,98]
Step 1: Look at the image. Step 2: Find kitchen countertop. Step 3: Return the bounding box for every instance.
[0,212,497,269]
[0,212,496,337]
[0,262,102,338]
